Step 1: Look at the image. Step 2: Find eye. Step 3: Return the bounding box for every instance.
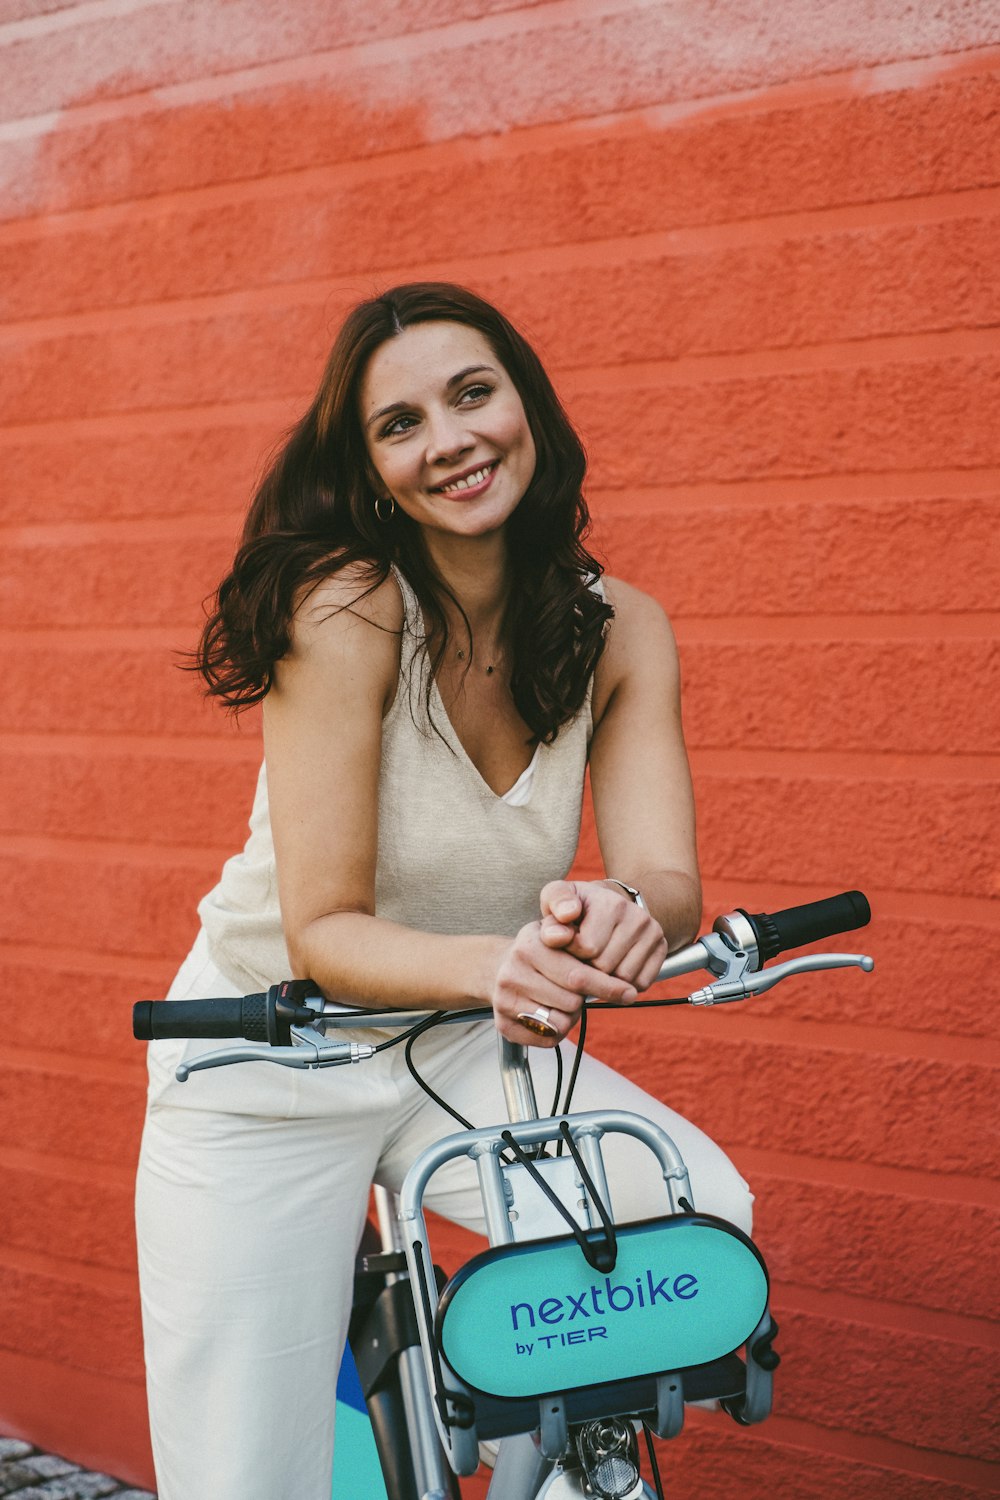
[458,382,494,405]
[380,412,418,439]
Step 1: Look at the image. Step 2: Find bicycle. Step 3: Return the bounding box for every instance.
[134,889,873,1499]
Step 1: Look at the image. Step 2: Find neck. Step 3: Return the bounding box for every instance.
[422,529,510,638]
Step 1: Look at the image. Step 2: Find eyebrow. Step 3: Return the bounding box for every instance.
[365,364,499,430]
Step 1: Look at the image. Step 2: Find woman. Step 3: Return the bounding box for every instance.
[136,282,751,1499]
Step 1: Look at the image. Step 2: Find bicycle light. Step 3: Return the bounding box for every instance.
[576,1418,643,1499]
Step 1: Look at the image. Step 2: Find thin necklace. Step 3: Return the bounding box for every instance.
[456,647,496,675]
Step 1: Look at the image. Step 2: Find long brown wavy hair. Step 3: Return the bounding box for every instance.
[194,282,613,743]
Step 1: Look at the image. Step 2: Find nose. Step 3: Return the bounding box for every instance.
[425,407,474,467]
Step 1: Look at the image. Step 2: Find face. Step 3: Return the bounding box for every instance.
[360,321,537,544]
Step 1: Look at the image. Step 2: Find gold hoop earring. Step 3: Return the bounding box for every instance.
[374,495,395,523]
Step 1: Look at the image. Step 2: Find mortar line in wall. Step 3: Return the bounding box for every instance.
[0,0,181,47]
[2,328,998,441]
[0,0,678,89]
[0,937,211,972]
[772,1279,1000,1349]
[726,1410,1000,1492]
[690,747,1000,780]
[555,325,1000,387]
[13,374,1000,442]
[0,397,293,442]
[0,938,192,975]
[2,612,998,646]
[730,1144,1000,1209]
[6,477,999,537]
[2,124,998,250]
[3,182,1000,330]
[591,474,1000,511]
[3,1041,149,1088]
[700,879,1000,930]
[641,1010,1000,1070]
[9,931,999,1058]
[0,627,191,647]
[5,730,995,781]
[0,1349,149,1420]
[0,514,239,543]
[4,217,999,338]
[0,1144,135,1191]
[0,1243,138,1299]
[671,612,1000,641]
[0,830,233,867]
[0,730,263,759]
[1,16,997,144]
[6,612,1000,642]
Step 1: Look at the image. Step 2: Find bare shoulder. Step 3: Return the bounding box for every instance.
[293,562,404,641]
[602,576,676,648]
[594,577,679,719]
[276,563,404,707]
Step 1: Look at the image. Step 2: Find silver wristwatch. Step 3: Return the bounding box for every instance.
[606,879,647,911]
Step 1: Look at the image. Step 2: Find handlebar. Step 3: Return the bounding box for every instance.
[737,889,870,962]
[133,892,873,1060]
[133,978,323,1044]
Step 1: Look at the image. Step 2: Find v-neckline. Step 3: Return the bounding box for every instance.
[428,674,540,802]
[393,565,539,801]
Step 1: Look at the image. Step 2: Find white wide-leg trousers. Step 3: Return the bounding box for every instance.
[136,932,752,1500]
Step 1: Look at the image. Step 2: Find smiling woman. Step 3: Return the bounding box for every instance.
[195,283,612,747]
[135,282,751,1500]
[361,323,537,545]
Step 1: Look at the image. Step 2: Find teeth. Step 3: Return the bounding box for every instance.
[441,464,494,493]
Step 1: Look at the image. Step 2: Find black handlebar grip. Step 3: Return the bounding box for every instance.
[132,994,268,1042]
[739,890,871,963]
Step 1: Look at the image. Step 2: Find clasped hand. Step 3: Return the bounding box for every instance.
[492,880,668,1046]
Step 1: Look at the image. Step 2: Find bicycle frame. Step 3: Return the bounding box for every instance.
[139,891,874,1500]
[344,1036,772,1500]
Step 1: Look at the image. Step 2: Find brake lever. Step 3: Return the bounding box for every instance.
[175,1028,376,1081]
[688,951,874,1006]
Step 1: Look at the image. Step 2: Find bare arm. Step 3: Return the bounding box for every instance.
[263,570,637,1033]
[539,578,701,981]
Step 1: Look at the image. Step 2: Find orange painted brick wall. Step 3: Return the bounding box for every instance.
[1,4,997,1496]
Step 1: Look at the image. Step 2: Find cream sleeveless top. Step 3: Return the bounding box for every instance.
[198,569,595,993]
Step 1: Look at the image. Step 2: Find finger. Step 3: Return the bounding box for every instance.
[552,953,638,1005]
[568,888,640,963]
[539,917,578,948]
[494,965,587,1023]
[498,929,638,1014]
[493,989,581,1047]
[567,922,639,974]
[594,925,668,987]
[540,880,583,925]
[629,930,670,990]
[569,903,645,969]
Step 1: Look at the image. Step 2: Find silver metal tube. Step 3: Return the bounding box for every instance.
[399,1109,691,1222]
[473,1141,516,1245]
[397,1344,453,1498]
[498,1035,540,1123]
[572,1124,614,1218]
[373,1184,400,1251]
[370,1186,454,1498]
[486,1432,553,1498]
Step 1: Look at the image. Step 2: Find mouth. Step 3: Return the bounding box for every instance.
[432,460,500,497]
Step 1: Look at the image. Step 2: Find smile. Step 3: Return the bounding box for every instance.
[434,461,499,495]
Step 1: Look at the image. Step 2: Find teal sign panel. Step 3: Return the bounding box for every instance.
[436,1216,768,1400]
[331,1342,388,1499]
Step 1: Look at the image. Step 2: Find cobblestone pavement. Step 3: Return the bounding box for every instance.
[0,1438,154,1499]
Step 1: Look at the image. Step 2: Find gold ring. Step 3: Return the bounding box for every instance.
[516,1006,559,1040]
